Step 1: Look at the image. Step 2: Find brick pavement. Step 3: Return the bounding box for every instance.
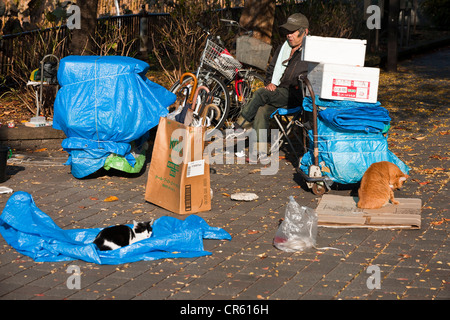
[0,47,448,303]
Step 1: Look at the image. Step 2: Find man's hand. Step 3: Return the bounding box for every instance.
[265,83,277,91]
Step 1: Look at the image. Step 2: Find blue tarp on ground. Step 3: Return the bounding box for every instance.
[53,55,176,178]
[0,192,231,265]
[300,96,409,184]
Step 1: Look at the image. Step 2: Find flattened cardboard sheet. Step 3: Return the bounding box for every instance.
[316,194,421,229]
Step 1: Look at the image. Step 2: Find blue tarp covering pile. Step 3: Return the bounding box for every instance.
[0,192,231,265]
[53,56,176,178]
[300,96,409,184]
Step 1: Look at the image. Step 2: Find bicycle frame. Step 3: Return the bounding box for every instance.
[172,20,265,133]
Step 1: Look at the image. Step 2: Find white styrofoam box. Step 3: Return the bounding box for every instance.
[302,36,367,66]
[306,63,380,103]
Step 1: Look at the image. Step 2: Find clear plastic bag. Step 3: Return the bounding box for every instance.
[273,196,318,252]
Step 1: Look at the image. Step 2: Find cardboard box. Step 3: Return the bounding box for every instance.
[236,35,272,70]
[316,195,421,229]
[145,117,211,214]
[306,63,380,103]
[302,35,367,66]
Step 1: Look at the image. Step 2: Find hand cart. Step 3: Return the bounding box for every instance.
[296,74,333,196]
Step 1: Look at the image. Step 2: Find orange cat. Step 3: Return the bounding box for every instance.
[357,161,408,209]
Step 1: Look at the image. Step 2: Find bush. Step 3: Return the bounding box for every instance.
[150,0,222,84]
[421,0,450,29]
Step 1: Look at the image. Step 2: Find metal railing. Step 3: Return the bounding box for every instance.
[0,12,170,81]
[0,26,70,80]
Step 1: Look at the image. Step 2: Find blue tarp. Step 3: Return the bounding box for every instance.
[303,96,390,133]
[0,192,231,265]
[53,56,176,178]
[319,107,391,134]
[300,96,409,184]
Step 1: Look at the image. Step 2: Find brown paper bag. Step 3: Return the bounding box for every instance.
[145,117,211,214]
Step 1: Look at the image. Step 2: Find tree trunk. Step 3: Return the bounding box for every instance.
[239,0,276,44]
[27,0,47,29]
[69,0,99,55]
[387,0,399,72]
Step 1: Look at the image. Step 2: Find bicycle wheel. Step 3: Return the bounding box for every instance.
[226,71,265,126]
[170,72,230,138]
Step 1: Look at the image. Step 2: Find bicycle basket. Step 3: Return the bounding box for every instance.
[236,35,272,70]
[203,39,242,80]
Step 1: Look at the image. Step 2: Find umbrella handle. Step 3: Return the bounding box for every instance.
[180,72,198,104]
[199,103,221,126]
[190,85,210,111]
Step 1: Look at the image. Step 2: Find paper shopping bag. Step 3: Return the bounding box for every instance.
[145,117,211,214]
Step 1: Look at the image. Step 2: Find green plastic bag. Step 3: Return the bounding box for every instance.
[103,142,147,174]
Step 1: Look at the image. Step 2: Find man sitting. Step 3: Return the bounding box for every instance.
[227,13,309,161]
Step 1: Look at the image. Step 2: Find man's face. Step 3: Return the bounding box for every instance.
[286,29,307,48]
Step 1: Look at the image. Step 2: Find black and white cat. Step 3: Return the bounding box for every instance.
[93,220,153,251]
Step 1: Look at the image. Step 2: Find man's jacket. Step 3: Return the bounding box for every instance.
[265,43,308,107]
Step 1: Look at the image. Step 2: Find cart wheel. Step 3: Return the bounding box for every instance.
[312,182,326,196]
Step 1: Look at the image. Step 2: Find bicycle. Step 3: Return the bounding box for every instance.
[169,19,270,138]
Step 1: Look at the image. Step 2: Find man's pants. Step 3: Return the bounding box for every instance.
[240,87,289,144]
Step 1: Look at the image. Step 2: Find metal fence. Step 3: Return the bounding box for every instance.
[0,11,170,82]
[0,26,70,80]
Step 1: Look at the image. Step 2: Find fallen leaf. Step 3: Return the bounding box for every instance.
[89,197,99,200]
[222,193,230,197]
[431,218,450,225]
[33,148,48,152]
[247,229,259,235]
[104,196,119,202]
[419,181,431,185]
[430,155,449,160]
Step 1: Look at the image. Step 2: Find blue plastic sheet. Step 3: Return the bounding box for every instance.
[0,192,231,265]
[300,96,409,184]
[303,96,381,111]
[53,56,176,178]
[303,96,390,133]
[319,106,391,133]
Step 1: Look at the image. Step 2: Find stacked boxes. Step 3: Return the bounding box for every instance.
[302,35,380,103]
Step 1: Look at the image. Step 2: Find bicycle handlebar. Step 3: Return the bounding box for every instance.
[219,18,252,35]
[197,21,226,46]
[196,22,210,35]
[220,19,240,27]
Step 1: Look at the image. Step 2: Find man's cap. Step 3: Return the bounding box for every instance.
[279,13,309,32]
